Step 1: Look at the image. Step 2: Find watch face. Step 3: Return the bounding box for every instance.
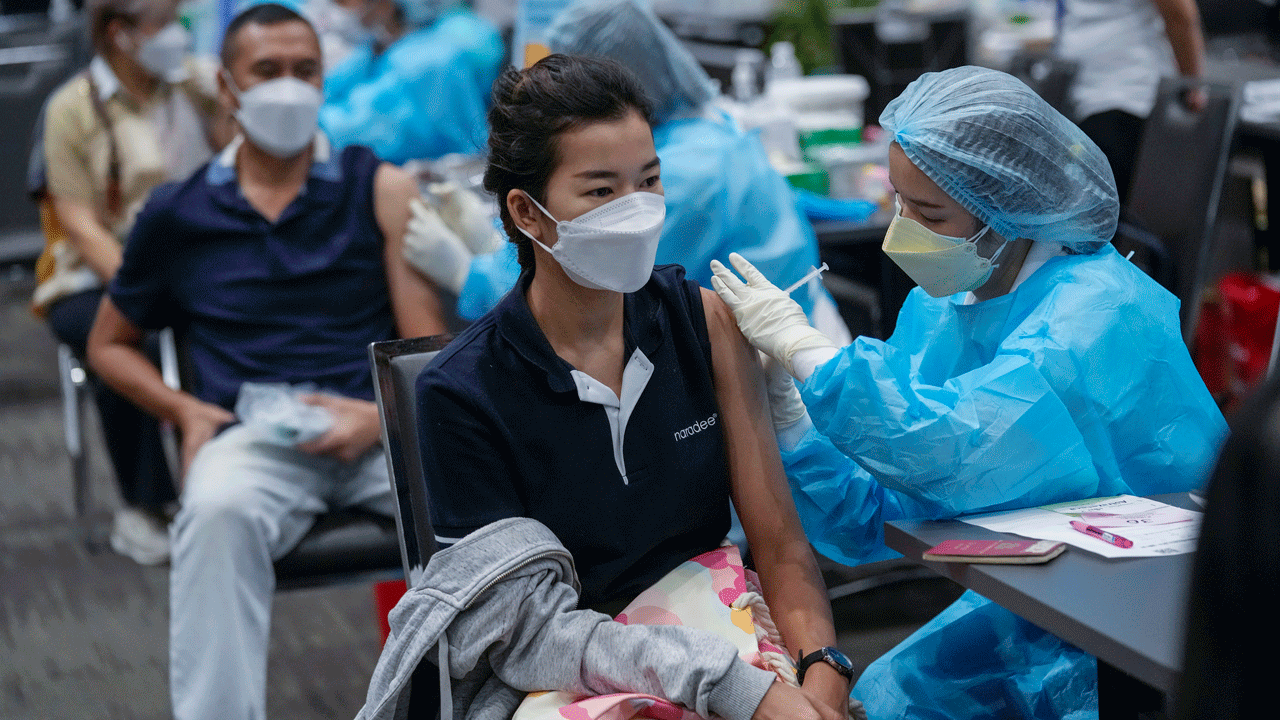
[824,647,853,671]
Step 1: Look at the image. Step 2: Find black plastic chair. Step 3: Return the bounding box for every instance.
[368,334,453,584]
[368,335,454,718]
[156,330,402,589]
[1114,77,1241,343]
[830,6,969,129]
[1008,52,1079,117]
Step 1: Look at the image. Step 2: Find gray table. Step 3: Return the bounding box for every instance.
[884,492,1199,718]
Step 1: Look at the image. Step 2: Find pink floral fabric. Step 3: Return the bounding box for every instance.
[511,545,793,720]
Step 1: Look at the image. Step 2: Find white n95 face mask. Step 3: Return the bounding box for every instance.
[518,191,666,293]
[882,198,1007,298]
[223,72,323,159]
[132,23,190,80]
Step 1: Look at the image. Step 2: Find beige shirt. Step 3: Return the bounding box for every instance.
[34,55,219,309]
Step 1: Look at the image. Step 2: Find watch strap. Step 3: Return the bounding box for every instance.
[797,647,854,684]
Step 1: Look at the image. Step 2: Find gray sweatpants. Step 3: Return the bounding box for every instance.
[168,424,395,720]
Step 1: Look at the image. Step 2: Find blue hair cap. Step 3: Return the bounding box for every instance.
[546,0,715,124]
[880,66,1119,253]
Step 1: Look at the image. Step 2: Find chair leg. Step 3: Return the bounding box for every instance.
[157,327,184,485]
[58,344,98,552]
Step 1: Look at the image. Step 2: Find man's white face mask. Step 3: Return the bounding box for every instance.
[223,70,323,159]
[518,191,666,294]
[881,197,1008,298]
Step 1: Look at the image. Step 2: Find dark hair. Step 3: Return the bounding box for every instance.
[90,0,178,54]
[483,54,655,271]
[220,2,314,68]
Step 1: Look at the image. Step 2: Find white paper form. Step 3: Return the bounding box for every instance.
[961,495,1201,558]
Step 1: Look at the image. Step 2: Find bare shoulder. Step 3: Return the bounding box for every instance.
[374,162,417,203]
[45,75,95,138]
[373,162,419,239]
[700,285,738,340]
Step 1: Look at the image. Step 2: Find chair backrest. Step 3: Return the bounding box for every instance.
[831,7,968,128]
[1123,77,1241,342]
[1008,52,1078,117]
[369,334,453,584]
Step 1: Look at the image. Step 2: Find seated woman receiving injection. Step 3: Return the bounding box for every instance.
[381,55,850,720]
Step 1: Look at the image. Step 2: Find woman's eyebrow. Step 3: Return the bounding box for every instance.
[902,193,945,210]
[573,157,661,180]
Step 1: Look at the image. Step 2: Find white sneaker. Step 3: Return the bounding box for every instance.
[110,507,171,565]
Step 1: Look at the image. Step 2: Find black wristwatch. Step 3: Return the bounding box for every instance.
[797,647,854,684]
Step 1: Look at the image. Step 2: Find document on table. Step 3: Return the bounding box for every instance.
[961,495,1201,558]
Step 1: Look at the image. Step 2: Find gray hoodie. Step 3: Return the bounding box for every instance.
[357,517,778,720]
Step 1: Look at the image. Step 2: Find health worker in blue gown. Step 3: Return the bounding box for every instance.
[711,66,1227,720]
[319,0,502,163]
[422,0,847,342]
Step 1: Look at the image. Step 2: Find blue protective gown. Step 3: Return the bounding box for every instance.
[455,111,833,321]
[320,9,503,164]
[782,244,1227,719]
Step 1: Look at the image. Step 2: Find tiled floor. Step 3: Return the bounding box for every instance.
[0,269,961,720]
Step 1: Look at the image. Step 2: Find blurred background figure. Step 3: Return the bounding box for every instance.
[30,0,230,566]
[1057,0,1207,203]
[549,0,847,339]
[413,0,850,346]
[317,0,504,164]
[1177,367,1279,720]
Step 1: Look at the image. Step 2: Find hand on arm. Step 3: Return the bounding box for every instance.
[754,684,844,720]
[86,297,234,476]
[375,162,449,339]
[709,254,836,379]
[50,196,123,282]
[701,288,849,717]
[296,394,382,462]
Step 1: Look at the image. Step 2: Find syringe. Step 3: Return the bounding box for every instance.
[783,262,829,294]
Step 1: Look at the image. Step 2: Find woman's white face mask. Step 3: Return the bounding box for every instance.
[518,191,666,293]
[222,71,322,159]
[881,197,1008,297]
[118,22,190,80]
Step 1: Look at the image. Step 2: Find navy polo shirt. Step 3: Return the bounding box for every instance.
[417,265,731,607]
[109,135,396,410]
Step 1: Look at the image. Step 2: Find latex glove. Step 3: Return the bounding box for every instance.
[403,197,471,295]
[709,252,836,377]
[762,352,807,430]
[427,181,505,255]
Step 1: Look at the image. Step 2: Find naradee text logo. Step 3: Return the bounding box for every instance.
[674,413,718,441]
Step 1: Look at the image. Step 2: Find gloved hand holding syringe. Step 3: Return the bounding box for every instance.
[709,253,839,379]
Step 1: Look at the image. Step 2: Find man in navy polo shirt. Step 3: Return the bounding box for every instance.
[85,4,446,718]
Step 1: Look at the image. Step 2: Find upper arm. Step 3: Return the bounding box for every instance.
[44,87,95,205]
[88,294,145,353]
[701,287,809,552]
[375,162,448,339]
